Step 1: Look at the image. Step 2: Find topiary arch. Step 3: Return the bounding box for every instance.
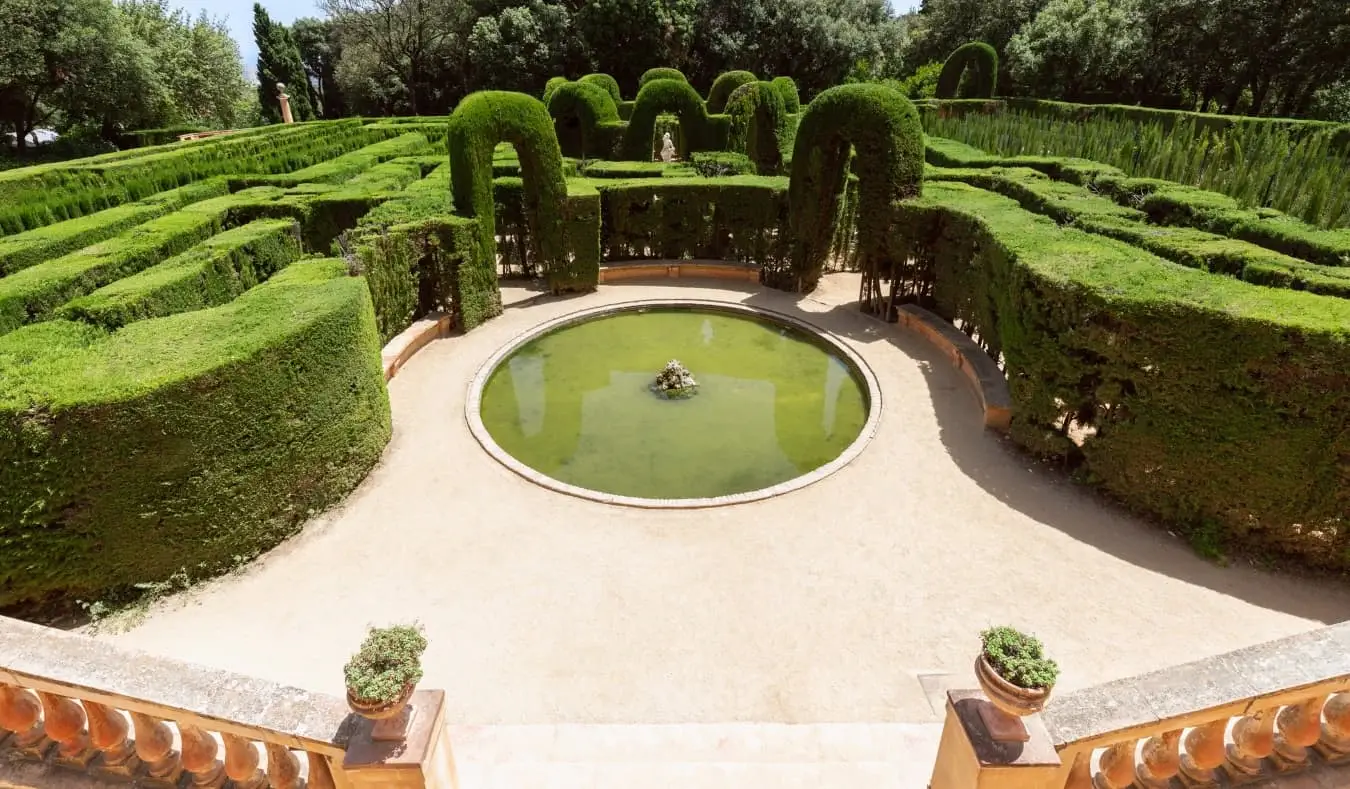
[547,80,624,159]
[786,83,924,295]
[542,76,569,105]
[707,70,757,114]
[579,73,622,103]
[448,91,572,292]
[772,76,801,113]
[621,78,728,161]
[935,42,998,99]
[639,67,688,89]
[726,81,788,175]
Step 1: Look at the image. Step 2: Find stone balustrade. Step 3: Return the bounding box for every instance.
[0,616,452,789]
[1044,623,1350,789]
[932,622,1350,789]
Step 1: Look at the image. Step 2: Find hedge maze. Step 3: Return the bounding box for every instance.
[2,66,1346,611]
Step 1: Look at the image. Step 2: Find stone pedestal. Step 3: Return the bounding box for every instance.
[343,691,454,789]
[930,690,1061,789]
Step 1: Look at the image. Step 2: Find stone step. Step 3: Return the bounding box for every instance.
[449,723,942,789]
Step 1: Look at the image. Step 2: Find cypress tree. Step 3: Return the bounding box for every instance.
[253,3,316,122]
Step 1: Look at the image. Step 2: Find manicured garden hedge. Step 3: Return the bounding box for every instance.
[726,81,789,175]
[936,42,998,99]
[546,81,626,160]
[894,180,1350,567]
[116,126,209,149]
[0,258,389,607]
[639,67,687,89]
[707,70,757,114]
[772,77,802,113]
[622,79,731,160]
[787,83,924,292]
[580,73,622,103]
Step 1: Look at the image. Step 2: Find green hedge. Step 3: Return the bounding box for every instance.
[0,120,375,237]
[116,126,209,149]
[928,164,1350,298]
[448,91,586,293]
[546,81,626,160]
[0,257,390,607]
[936,42,998,99]
[542,76,569,106]
[772,77,801,113]
[595,176,788,271]
[580,73,623,103]
[786,83,924,291]
[707,70,757,114]
[57,220,303,330]
[0,179,229,276]
[639,67,688,89]
[233,133,430,189]
[622,79,731,161]
[726,81,789,175]
[894,180,1350,567]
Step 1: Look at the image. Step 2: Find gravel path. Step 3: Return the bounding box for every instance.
[100,274,1350,724]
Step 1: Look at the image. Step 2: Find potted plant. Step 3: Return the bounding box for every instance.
[344,624,428,721]
[975,626,1059,718]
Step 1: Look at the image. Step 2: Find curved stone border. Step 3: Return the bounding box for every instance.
[382,311,452,381]
[895,304,1011,431]
[599,259,760,284]
[464,298,884,509]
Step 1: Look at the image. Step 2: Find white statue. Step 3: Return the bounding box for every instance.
[660,132,676,163]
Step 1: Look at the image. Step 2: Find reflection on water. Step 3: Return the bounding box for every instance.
[479,309,868,499]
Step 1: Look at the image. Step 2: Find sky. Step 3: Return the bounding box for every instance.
[181,0,923,79]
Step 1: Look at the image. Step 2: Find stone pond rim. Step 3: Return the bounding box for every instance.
[463,298,884,509]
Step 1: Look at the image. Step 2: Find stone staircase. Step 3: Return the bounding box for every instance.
[449,723,944,789]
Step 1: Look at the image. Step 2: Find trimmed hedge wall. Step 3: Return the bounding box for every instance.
[786,83,924,291]
[0,120,377,237]
[894,180,1350,567]
[547,81,626,160]
[57,219,303,330]
[622,79,731,161]
[772,77,802,113]
[0,179,229,276]
[707,70,757,114]
[448,91,587,293]
[0,258,390,607]
[639,67,688,89]
[726,81,789,175]
[936,42,998,99]
[116,126,208,149]
[580,73,623,103]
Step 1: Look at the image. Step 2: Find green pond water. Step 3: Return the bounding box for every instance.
[478,308,869,499]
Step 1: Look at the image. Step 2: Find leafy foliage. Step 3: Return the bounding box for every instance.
[343,625,428,704]
[706,70,757,114]
[726,81,789,174]
[254,3,316,122]
[980,627,1058,690]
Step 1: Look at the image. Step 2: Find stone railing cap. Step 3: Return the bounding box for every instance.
[0,616,351,753]
[1043,622,1350,747]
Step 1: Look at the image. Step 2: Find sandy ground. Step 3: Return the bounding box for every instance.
[99,274,1350,725]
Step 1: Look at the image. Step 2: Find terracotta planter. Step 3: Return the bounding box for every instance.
[975,655,1052,718]
[346,683,414,721]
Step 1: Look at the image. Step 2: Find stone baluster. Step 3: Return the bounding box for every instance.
[38,691,95,767]
[180,724,227,789]
[1136,729,1182,788]
[1093,739,1138,789]
[266,742,302,789]
[0,684,49,757]
[222,732,268,789]
[1317,692,1350,763]
[1273,695,1327,770]
[1064,751,1093,789]
[1178,718,1228,786]
[1226,707,1276,778]
[84,700,140,775]
[131,712,183,784]
[307,751,337,789]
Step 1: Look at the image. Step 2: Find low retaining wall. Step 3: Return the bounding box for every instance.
[599,260,761,284]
